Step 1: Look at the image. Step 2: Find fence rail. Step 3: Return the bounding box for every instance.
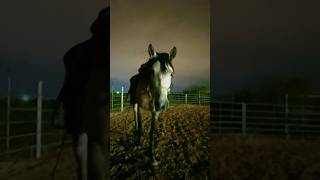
[212,101,320,138]
[0,80,67,160]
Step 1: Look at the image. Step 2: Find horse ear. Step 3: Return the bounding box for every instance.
[148,44,156,58]
[169,47,177,61]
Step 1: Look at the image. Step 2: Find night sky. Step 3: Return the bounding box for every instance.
[0,1,106,97]
[213,0,320,96]
[111,0,210,92]
[1,0,319,98]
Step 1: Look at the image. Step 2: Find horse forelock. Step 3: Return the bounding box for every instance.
[147,53,174,74]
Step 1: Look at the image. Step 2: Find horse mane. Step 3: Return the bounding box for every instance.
[139,53,174,75]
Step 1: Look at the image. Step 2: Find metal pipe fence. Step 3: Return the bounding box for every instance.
[0,80,66,160]
[0,83,210,160]
[110,87,210,112]
[2,79,320,161]
[212,101,320,138]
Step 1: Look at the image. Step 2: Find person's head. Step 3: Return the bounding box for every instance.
[90,7,110,41]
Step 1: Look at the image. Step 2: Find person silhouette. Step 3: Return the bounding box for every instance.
[56,7,109,180]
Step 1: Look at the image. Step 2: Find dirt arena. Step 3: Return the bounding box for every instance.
[1,103,320,179]
[0,146,78,180]
[110,105,210,179]
[0,105,210,180]
[211,135,320,180]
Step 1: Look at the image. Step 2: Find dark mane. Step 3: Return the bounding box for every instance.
[143,53,174,74]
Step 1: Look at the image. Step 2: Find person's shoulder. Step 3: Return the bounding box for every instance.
[64,40,92,56]
[63,39,93,65]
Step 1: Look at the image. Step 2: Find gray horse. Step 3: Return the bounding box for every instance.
[57,7,109,180]
[129,44,176,166]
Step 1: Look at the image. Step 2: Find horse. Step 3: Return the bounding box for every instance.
[56,7,109,180]
[129,44,177,166]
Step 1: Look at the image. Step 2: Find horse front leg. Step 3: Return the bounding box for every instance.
[149,111,160,166]
[134,104,143,145]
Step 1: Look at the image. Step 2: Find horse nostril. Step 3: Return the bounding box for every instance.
[155,102,160,110]
[155,101,165,111]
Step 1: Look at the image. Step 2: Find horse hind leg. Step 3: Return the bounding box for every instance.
[74,133,88,180]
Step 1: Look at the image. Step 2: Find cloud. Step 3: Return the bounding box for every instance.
[111,0,210,87]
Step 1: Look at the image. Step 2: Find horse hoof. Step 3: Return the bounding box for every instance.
[152,159,159,167]
[134,139,141,146]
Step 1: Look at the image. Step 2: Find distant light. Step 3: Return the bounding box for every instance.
[116,91,120,94]
[21,94,30,102]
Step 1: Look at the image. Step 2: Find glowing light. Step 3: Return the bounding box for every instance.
[21,94,30,102]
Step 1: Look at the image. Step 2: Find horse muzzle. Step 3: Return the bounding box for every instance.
[155,100,167,111]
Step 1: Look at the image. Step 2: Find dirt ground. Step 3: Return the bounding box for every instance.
[110,105,210,179]
[0,146,78,180]
[0,105,210,180]
[210,135,320,180]
[4,105,318,180]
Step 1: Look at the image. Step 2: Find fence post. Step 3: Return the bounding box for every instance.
[198,91,201,105]
[242,103,246,136]
[285,94,289,139]
[218,103,221,134]
[36,80,43,159]
[111,87,114,111]
[302,104,305,138]
[185,94,188,104]
[6,77,11,156]
[121,86,124,112]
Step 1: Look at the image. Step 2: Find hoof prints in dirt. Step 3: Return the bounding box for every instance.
[110,105,210,179]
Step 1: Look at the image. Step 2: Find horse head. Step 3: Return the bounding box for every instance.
[146,44,176,111]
